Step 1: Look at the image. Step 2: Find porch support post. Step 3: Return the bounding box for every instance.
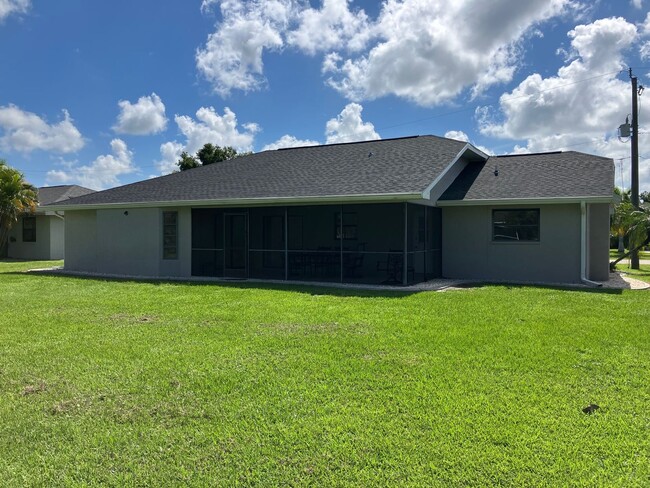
[403,202,408,286]
[340,204,344,283]
[284,206,288,281]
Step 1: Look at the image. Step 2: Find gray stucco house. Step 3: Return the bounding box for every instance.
[8,185,95,260]
[44,135,613,285]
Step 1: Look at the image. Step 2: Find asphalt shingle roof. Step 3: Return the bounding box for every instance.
[46,137,613,208]
[439,151,614,201]
[37,185,95,206]
[48,136,468,207]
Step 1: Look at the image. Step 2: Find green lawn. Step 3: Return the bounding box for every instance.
[610,249,650,260]
[1,260,649,486]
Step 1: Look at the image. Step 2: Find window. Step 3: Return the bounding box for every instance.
[23,217,36,242]
[162,211,178,259]
[492,209,540,242]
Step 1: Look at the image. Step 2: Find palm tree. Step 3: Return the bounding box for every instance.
[0,160,38,257]
[610,204,650,270]
[611,201,635,253]
[611,187,632,252]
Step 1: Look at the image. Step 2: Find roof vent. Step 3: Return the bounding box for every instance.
[493,165,499,177]
[368,151,373,157]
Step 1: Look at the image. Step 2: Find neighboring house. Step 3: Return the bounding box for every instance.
[44,136,613,285]
[8,185,95,260]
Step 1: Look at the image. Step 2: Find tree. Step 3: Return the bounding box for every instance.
[196,143,238,166]
[176,144,241,171]
[610,204,650,270]
[611,188,632,252]
[177,151,200,171]
[0,160,38,257]
[611,201,636,253]
[614,186,631,203]
[641,191,650,205]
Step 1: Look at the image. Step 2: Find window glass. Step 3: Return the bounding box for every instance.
[23,217,36,242]
[492,209,540,242]
[163,211,178,259]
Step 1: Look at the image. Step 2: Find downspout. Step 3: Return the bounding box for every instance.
[53,211,65,220]
[580,201,602,287]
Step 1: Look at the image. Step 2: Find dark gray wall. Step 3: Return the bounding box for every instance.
[442,204,582,283]
[65,210,98,272]
[587,203,610,281]
[64,208,191,277]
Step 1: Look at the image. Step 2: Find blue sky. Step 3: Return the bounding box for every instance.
[1,0,649,192]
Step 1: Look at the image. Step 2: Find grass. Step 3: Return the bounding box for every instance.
[609,249,650,260]
[1,260,649,486]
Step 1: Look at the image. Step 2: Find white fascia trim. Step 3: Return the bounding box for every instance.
[463,143,490,160]
[436,196,614,207]
[422,143,489,200]
[43,192,424,211]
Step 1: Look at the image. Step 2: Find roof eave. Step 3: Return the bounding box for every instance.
[43,192,425,211]
[437,196,614,206]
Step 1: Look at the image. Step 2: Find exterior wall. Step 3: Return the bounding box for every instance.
[65,210,98,272]
[442,204,582,283]
[49,216,65,259]
[587,203,610,281]
[159,207,192,278]
[61,201,602,285]
[95,208,160,276]
[7,214,52,260]
[64,207,192,278]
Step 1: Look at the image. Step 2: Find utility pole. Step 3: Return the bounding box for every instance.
[629,68,640,270]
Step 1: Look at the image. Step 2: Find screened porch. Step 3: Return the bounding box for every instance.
[191,202,441,285]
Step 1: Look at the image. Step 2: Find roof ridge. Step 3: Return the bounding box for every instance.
[492,151,563,158]
[276,135,421,151]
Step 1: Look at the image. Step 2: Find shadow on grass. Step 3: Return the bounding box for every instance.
[9,270,420,299]
[5,267,630,297]
[477,282,624,295]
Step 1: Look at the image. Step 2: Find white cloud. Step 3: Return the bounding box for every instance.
[477,17,650,190]
[46,139,136,190]
[631,0,643,8]
[175,106,258,154]
[197,0,373,95]
[325,102,379,144]
[287,0,372,55]
[479,17,636,140]
[153,106,259,175]
[641,12,650,35]
[324,0,577,106]
[444,130,470,142]
[196,0,295,95]
[0,105,84,153]
[0,0,30,22]
[444,130,494,155]
[197,1,580,104]
[155,141,184,175]
[641,41,650,60]
[262,134,320,151]
[113,93,167,135]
